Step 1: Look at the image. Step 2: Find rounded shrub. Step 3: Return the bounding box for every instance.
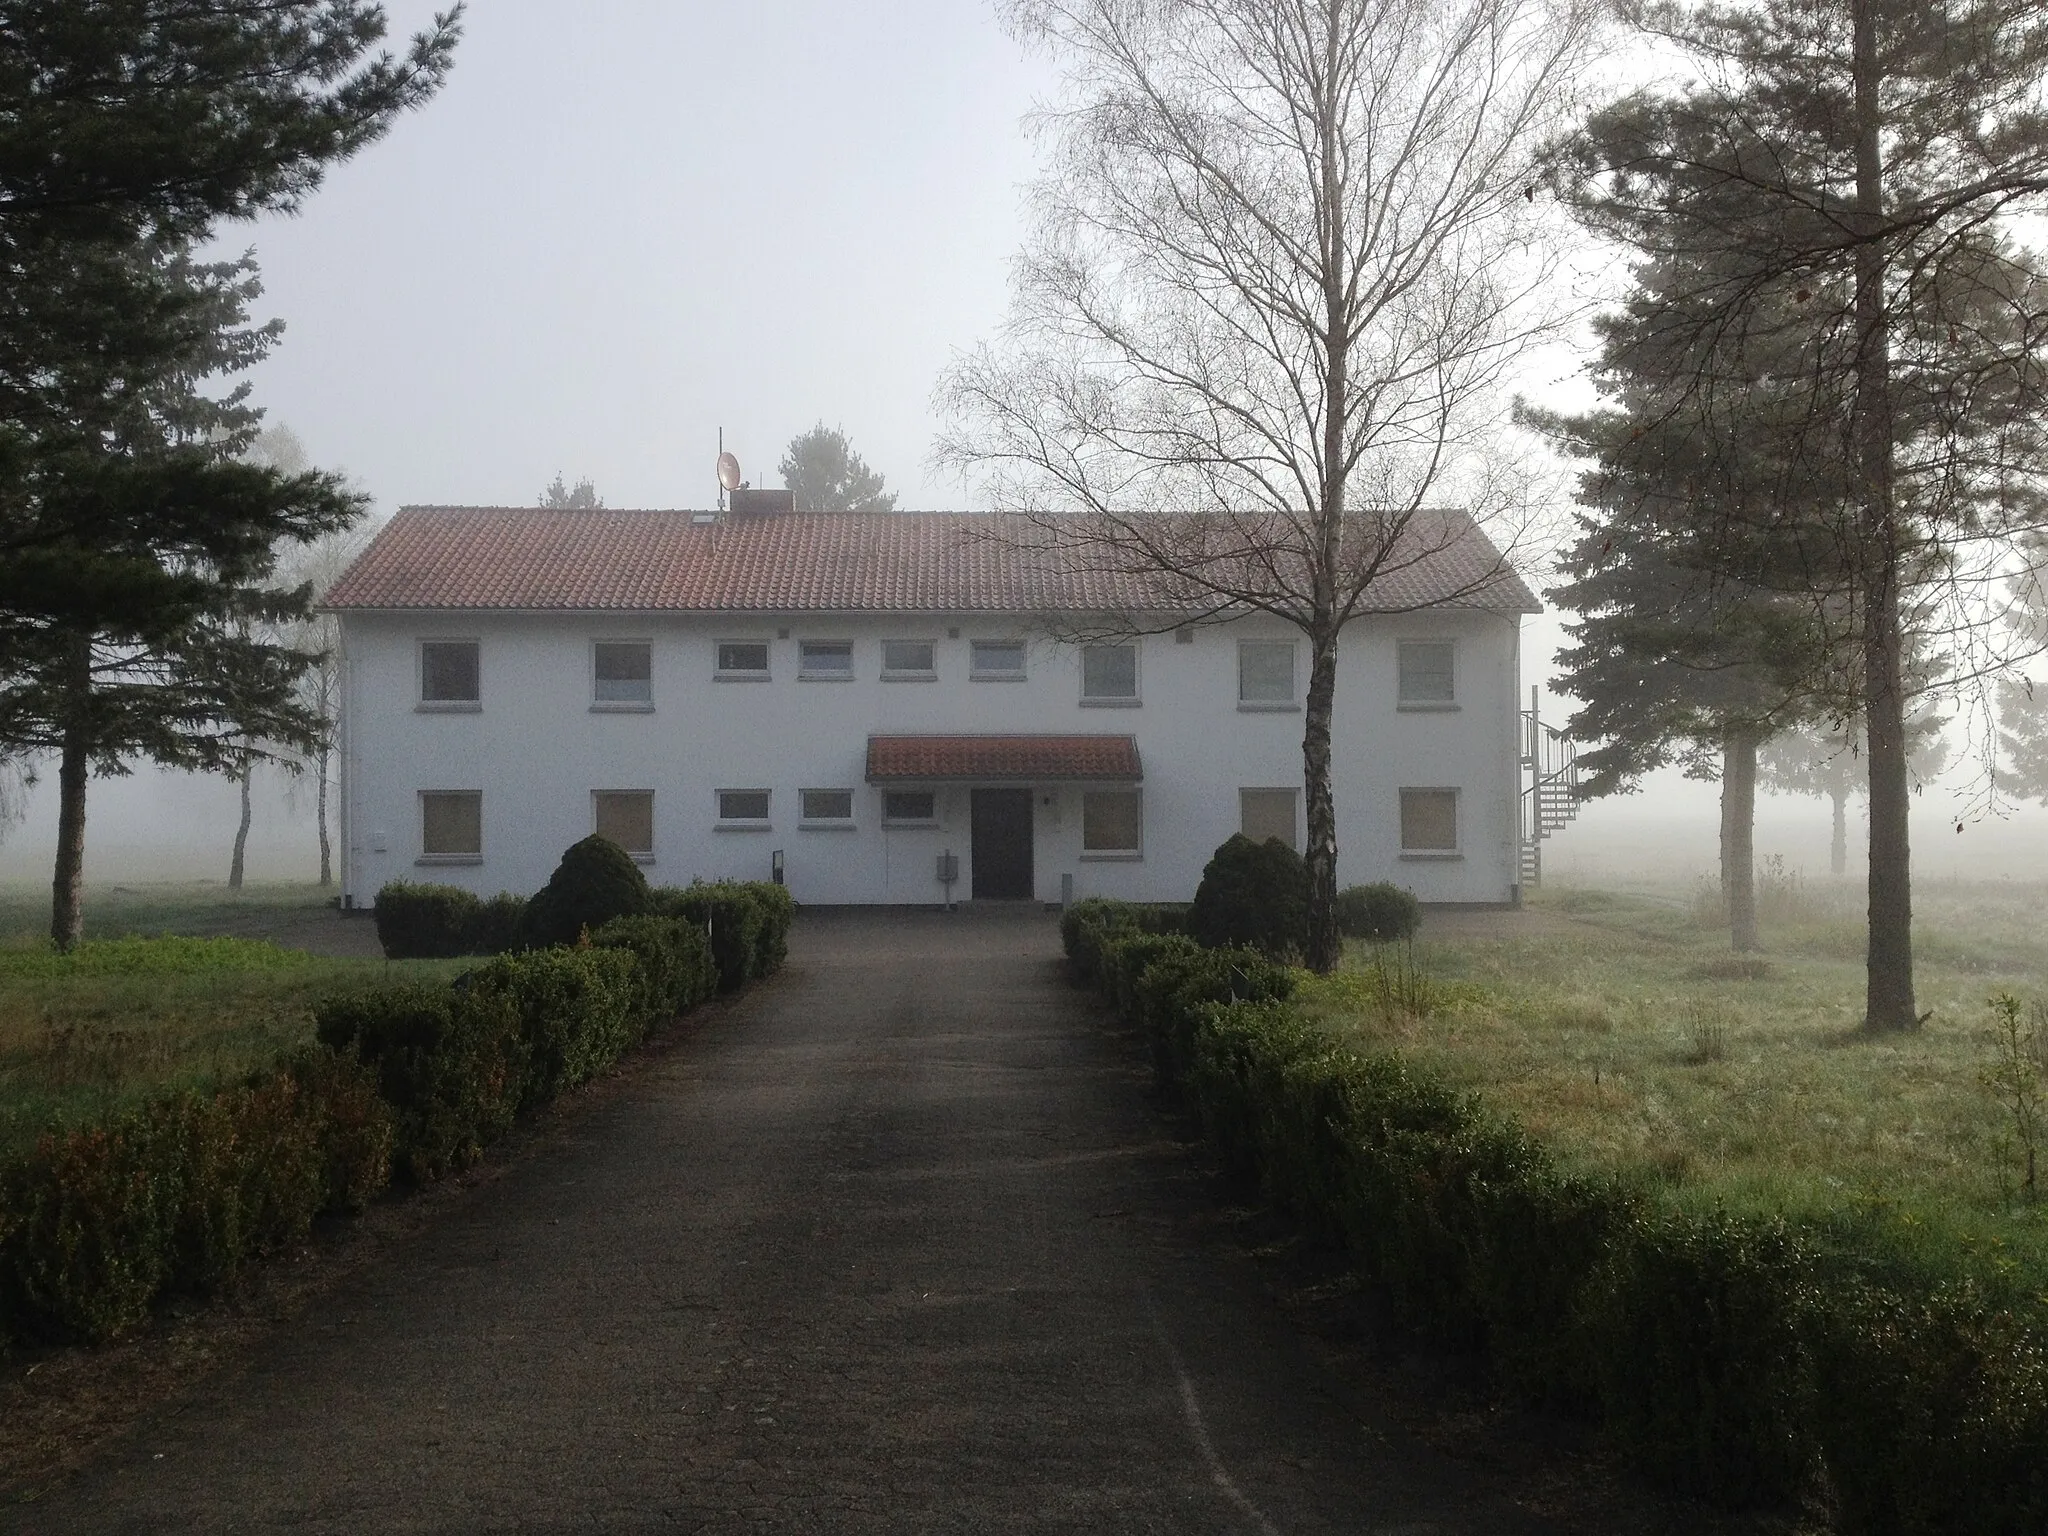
[522,835,650,949]
[1188,833,1307,959]
[1334,882,1422,944]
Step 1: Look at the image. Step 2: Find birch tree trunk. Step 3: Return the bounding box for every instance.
[1722,729,1759,952]
[316,742,333,887]
[229,764,252,890]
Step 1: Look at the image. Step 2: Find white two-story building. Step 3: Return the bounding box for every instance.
[324,502,1538,909]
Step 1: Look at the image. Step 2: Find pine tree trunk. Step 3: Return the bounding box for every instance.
[1853,0,1917,1032]
[1301,630,1341,972]
[316,742,332,887]
[50,716,89,953]
[229,765,252,890]
[1723,730,1759,952]
[1830,788,1848,878]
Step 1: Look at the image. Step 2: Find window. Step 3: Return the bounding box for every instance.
[420,641,480,705]
[799,640,854,680]
[419,791,482,860]
[1400,788,1459,853]
[717,788,771,826]
[970,639,1026,679]
[800,788,855,826]
[593,641,652,705]
[1398,640,1456,707]
[593,790,654,857]
[1238,640,1296,706]
[1081,643,1139,704]
[1239,788,1299,850]
[881,640,936,679]
[716,640,770,678]
[1081,790,1142,856]
[882,790,937,825]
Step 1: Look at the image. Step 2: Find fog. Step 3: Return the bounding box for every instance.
[3,1,2044,893]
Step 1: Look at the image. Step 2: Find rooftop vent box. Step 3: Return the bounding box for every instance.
[729,487,794,516]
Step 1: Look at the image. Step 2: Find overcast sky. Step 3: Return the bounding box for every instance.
[231,0,1056,516]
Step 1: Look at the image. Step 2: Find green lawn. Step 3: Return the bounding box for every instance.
[0,881,457,1157]
[1308,878,2048,1250]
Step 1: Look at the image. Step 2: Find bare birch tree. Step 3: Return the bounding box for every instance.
[938,0,1598,969]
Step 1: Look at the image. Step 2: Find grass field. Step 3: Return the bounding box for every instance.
[0,881,455,1157]
[1312,875,2048,1259]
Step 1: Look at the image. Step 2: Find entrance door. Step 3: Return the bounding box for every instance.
[970,788,1034,899]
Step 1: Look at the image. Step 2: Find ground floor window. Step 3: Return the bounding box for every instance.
[593,789,654,857]
[1082,789,1142,856]
[1399,787,1459,852]
[800,788,855,826]
[883,790,937,825]
[717,788,771,826]
[1238,787,1298,849]
[420,790,482,860]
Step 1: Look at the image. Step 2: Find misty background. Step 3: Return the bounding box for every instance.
[3,0,2044,893]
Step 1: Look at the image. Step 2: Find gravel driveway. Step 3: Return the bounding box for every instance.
[20,908,1582,1535]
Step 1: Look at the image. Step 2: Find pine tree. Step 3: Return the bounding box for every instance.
[0,244,362,947]
[1557,0,2048,1028]
[1761,711,1949,877]
[779,425,896,513]
[539,473,602,509]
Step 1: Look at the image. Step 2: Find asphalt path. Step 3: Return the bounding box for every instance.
[23,909,1580,1535]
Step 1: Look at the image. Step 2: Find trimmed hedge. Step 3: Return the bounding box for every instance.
[1333,882,1421,943]
[650,882,792,992]
[1189,833,1307,958]
[373,881,529,959]
[1069,898,2048,1534]
[3,906,793,1352]
[0,1050,393,1345]
[522,835,651,949]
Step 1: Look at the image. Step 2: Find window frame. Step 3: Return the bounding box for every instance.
[1079,788,1144,859]
[592,788,656,861]
[590,639,654,711]
[880,639,938,681]
[1398,786,1461,858]
[417,639,481,711]
[1396,638,1459,711]
[714,639,772,681]
[798,787,857,829]
[1238,787,1300,851]
[417,789,483,864]
[797,638,856,681]
[881,789,939,827]
[715,787,772,830]
[969,638,1028,681]
[1079,641,1141,707]
[1237,638,1298,711]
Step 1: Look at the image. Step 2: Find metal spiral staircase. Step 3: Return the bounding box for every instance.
[1519,688,1581,892]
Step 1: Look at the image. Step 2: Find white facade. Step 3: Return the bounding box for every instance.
[337,607,1526,908]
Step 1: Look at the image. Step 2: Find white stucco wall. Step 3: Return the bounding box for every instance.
[337,609,1524,908]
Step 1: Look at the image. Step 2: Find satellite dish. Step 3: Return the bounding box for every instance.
[716,451,743,492]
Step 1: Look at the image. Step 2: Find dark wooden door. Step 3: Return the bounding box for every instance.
[970,789,1034,900]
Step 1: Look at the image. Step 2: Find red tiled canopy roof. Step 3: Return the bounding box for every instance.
[866,735,1142,783]
[322,507,1539,615]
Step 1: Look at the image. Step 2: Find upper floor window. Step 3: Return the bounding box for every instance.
[799,640,855,680]
[593,790,655,858]
[593,641,652,705]
[1398,640,1456,708]
[1238,640,1296,708]
[1400,787,1459,853]
[1081,643,1139,704]
[420,640,480,707]
[881,640,937,680]
[970,639,1026,680]
[419,790,482,861]
[716,640,770,679]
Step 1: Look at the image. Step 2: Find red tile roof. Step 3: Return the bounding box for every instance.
[323,507,1538,615]
[866,734,1142,782]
